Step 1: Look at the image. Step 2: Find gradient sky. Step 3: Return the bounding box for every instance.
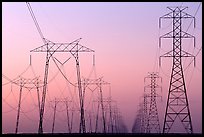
[2,2,202,133]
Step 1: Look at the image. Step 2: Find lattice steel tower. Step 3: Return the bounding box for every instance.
[159,7,195,133]
[140,93,148,133]
[145,72,162,133]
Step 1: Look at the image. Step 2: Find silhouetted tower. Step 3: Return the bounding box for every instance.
[98,78,107,133]
[50,97,72,133]
[140,93,148,133]
[159,7,195,133]
[65,99,72,133]
[145,72,162,133]
[107,97,115,133]
[30,38,94,134]
[15,77,41,134]
[26,2,94,133]
[99,97,115,133]
[81,77,110,133]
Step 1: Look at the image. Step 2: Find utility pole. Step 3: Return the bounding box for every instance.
[159,6,195,133]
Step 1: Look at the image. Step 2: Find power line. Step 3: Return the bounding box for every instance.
[26,2,45,43]
[51,56,76,87]
[184,46,202,71]
[183,2,202,69]
[186,2,202,32]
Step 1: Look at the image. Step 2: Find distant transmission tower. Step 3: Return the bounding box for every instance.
[140,93,148,133]
[50,98,72,133]
[145,72,162,133]
[15,77,41,134]
[132,103,142,133]
[159,6,195,133]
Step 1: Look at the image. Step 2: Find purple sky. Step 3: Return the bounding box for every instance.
[2,2,202,133]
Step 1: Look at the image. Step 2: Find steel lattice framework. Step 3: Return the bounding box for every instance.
[30,38,94,133]
[140,93,148,133]
[14,76,42,134]
[49,98,73,133]
[159,7,195,133]
[145,72,162,133]
[132,94,149,134]
[81,77,110,133]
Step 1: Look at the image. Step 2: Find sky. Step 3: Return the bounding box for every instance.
[2,2,202,133]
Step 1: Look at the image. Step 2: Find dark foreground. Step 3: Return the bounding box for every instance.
[2,133,202,136]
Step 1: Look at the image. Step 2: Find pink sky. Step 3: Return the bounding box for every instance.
[2,2,202,133]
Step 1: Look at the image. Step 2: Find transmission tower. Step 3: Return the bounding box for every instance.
[141,93,149,133]
[111,104,125,133]
[97,78,109,133]
[15,76,42,134]
[30,39,94,133]
[106,97,115,133]
[26,2,94,133]
[132,113,141,133]
[145,72,162,133]
[98,97,115,133]
[50,97,72,133]
[132,99,143,133]
[82,77,110,133]
[159,7,195,133]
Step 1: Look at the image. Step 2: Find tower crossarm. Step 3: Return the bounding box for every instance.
[50,97,72,103]
[30,38,94,54]
[159,50,195,66]
[159,7,195,28]
[159,31,195,48]
[11,76,43,89]
[79,77,110,90]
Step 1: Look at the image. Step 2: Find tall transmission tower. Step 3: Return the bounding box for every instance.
[159,6,195,133]
[31,38,94,134]
[145,72,162,133]
[26,2,94,133]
